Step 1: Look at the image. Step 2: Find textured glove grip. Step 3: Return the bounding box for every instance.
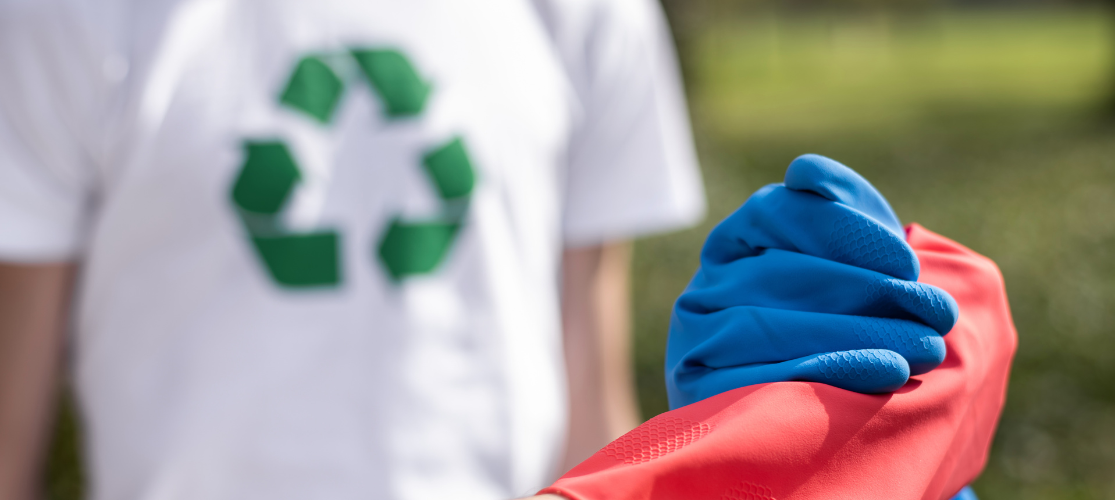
[540,224,1017,500]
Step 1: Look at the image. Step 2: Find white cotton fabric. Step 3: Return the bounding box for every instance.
[0,0,704,499]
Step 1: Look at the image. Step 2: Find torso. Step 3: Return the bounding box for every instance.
[67,1,574,498]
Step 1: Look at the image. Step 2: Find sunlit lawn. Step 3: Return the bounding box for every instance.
[632,7,1115,500]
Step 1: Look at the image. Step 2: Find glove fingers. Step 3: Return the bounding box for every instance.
[672,307,945,376]
[791,349,911,393]
[671,349,910,406]
[784,154,904,239]
[701,184,918,281]
[680,249,957,335]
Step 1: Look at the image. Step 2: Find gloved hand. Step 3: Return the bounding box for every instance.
[666,154,959,408]
[541,223,1016,500]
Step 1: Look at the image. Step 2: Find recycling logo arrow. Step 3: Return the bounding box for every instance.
[230,49,475,287]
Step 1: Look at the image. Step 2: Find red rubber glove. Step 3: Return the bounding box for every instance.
[540,225,1016,500]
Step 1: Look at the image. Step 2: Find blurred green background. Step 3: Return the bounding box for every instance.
[45,2,1115,499]
[634,2,1115,499]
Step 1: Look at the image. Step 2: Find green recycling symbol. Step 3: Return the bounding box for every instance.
[230,48,475,288]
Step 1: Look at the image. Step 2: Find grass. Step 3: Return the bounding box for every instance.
[631,6,1115,500]
[689,8,1112,140]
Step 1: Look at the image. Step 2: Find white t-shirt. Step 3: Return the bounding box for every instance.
[0,1,704,499]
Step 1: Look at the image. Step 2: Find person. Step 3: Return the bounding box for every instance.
[0,1,705,499]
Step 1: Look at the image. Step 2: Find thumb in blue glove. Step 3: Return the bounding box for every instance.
[666,155,959,409]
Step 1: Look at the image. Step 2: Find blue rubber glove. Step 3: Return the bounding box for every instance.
[950,486,979,500]
[666,155,959,409]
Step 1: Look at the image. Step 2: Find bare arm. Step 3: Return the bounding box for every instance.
[559,242,640,474]
[0,263,75,500]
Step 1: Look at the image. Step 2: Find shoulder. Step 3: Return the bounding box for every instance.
[529,0,661,46]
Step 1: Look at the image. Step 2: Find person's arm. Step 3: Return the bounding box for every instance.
[0,263,75,500]
[559,242,641,473]
[538,224,1017,500]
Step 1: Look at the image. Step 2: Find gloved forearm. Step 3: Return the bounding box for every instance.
[539,225,1016,500]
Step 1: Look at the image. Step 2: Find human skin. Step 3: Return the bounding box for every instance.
[559,241,642,473]
[0,263,74,500]
[0,243,639,499]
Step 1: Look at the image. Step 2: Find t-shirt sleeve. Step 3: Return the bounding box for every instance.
[0,4,96,262]
[541,0,706,247]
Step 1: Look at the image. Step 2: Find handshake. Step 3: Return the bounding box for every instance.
[539,155,1017,500]
[667,154,959,407]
